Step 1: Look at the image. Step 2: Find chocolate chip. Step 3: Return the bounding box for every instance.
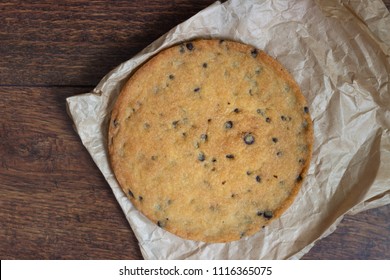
[186,42,194,51]
[198,152,206,162]
[226,154,235,159]
[233,108,240,113]
[128,190,134,198]
[276,151,283,157]
[207,118,212,122]
[251,48,258,58]
[272,137,278,143]
[246,171,252,175]
[222,181,226,185]
[169,74,175,80]
[298,158,305,165]
[256,109,265,116]
[194,87,200,92]
[256,175,261,183]
[200,134,208,142]
[172,120,179,128]
[244,133,255,145]
[304,106,309,113]
[296,174,303,182]
[113,119,119,127]
[281,115,287,121]
[273,175,278,179]
[265,117,271,123]
[138,196,143,201]
[212,158,217,162]
[202,62,208,68]
[157,220,165,228]
[264,211,273,219]
[224,121,233,129]
[256,211,264,216]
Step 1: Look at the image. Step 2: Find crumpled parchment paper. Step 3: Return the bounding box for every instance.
[66,0,390,259]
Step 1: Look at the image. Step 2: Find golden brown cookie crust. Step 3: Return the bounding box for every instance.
[108,39,313,243]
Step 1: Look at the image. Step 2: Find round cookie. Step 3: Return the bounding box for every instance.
[108,39,313,243]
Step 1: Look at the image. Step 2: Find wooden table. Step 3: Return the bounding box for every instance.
[1,0,389,260]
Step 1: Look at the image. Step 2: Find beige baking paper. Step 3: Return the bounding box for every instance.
[66,0,390,259]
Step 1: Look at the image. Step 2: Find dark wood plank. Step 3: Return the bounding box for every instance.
[0,0,217,86]
[303,205,390,259]
[385,0,390,9]
[0,86,142,259]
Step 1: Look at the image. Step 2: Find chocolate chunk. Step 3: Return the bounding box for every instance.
[172,120,179,128]
[264,211,273,219]
[113,119,119,127]
[186,42,194,51]
[256,109,265,116]
[244,133,255,145]
[251,48,258,58]
[224,121,233,129]
[198,152,206,162]
[157,220,165,228]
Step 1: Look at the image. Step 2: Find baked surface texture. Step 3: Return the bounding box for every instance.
[108,39,313,243]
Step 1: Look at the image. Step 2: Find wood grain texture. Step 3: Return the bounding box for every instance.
[0,87,143,259]
[1,0,389,259]
[0,0,217,86]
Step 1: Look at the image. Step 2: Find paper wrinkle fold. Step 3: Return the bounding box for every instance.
[66,0,390,259]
